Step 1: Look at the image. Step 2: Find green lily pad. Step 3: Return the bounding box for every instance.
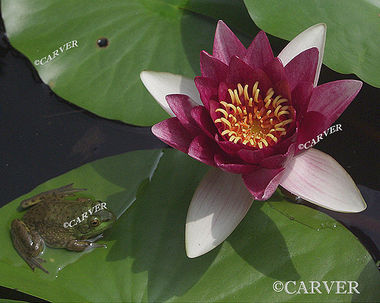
[1,0,218,126]
[0,149,162,280]
[244,0,380,88]
[0,149,379,302]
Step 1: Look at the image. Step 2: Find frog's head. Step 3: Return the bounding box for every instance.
[74,202,116,239]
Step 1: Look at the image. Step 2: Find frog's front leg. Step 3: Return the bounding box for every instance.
[11,219,48,274]
[65,239,106,252]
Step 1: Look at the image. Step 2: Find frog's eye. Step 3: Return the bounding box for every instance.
[90,218,100,227]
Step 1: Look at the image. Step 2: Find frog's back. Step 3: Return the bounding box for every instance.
[22,200,85,247]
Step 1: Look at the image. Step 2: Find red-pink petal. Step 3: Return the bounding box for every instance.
[278,23,326,86]
[214,132,257,154]
[215,135,244,153]
[243,167,285,200]
[226,56,256,88]
[191,106,218,139]
[273,133,297,154]
[244,31,274,70]
[237,147,275,164]
[264,58,291,99]
[200,51,228,82]
[250,68,273,96]
[213,20,246,65]
[264,58,287,86]
[285,48,319,91]
[214,154,258,174]
[296,111,326,155]
[259,154,287,169]
[166,94,199,135]
[188,135,218,166]
[308,80,362,126]
[280,148,366,212]
[292,82,313,119]
[273,79,291,101]
[260,143,296,168]
[218,82,229,102]
[226,57,273,95]
[152,118,193,153]
[194,76,218,110]
[209,100,225,134]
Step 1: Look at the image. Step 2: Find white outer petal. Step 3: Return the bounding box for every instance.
[140,71,202,117]
[278,23,326,86]
[280,148,367,213]
[186,168,253,258]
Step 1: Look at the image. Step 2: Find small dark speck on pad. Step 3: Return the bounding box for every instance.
[96,37,109,48]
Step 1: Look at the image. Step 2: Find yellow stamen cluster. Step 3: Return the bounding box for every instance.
[214,82,294,149]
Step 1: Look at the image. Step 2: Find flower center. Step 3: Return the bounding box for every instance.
[214,82,294,149]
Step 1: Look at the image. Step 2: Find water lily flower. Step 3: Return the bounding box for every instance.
[140,21,366,258]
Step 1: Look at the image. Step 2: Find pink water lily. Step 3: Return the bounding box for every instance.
[140,21,366,258]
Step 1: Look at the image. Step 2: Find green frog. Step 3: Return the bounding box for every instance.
[11,184,116,273]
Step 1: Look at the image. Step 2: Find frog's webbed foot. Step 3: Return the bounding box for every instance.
[66,239,107,252]
[20,183,87,209]
[11,219,49,274]
[24,256,49,274]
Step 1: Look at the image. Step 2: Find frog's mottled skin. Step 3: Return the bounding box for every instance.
[11,184,116,273]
